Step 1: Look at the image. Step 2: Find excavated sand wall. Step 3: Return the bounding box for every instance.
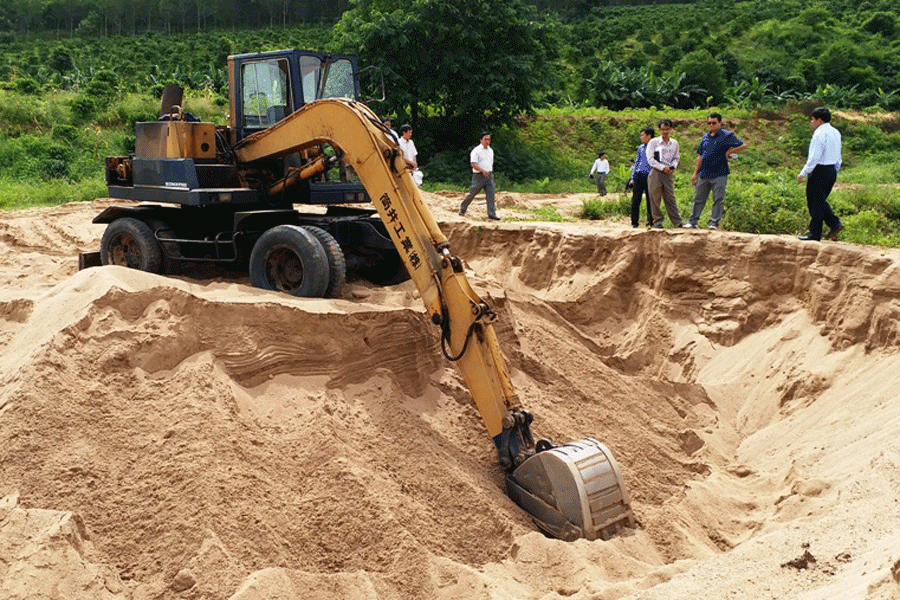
[1,201,899,599]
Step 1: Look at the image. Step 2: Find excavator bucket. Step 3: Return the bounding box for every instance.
[505,438,635,541]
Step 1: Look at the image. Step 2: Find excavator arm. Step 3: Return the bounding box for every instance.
[233,98,635,541]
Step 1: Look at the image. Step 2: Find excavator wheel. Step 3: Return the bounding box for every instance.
[100,217,164,274]
[249,225,329,297]
[301,226,346,298]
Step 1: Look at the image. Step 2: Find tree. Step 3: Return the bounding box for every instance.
[671,48,726,107]
[330,0,552,140]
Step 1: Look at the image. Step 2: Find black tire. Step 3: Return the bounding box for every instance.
[100,217,164,274]
[249,225,329,297]
[302,226,346,298]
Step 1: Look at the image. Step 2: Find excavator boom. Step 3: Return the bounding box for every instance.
[233,97,635,540]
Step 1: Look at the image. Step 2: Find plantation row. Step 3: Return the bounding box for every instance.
[2,0,900,116]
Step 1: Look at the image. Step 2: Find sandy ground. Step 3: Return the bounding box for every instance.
[1,192,900,600]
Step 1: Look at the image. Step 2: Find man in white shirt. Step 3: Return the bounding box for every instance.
[797,107,843,241]
[589,151,610,196]
[398,124,423,186]
[458,132,499,220]
[383,118,400,144]
[646,119,684,228]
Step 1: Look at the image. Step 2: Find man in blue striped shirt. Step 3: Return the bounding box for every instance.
[797,107,843,241]
[630,127,654,228]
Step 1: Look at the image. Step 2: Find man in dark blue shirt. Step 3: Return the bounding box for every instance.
[684,113,747,229]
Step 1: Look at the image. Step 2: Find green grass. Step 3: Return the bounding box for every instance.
[0,177,106,210]
[2,86,899,248]
[510,205,572,222]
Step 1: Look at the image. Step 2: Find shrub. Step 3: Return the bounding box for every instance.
[842,123,899,155]
[49,47,74,74]
[51,124,80,145]
[43,159,70,180]
[722,177,806,234]
[71,95,96,122]
[423,149,470,186]
[842,210,900,246]
[580,197,629,220]
[15,78,41,95]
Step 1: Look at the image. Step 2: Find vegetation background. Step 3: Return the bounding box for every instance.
[1,0,899,245]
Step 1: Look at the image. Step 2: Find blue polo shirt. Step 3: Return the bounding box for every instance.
[633,143,651,175]
[696,129,744,178]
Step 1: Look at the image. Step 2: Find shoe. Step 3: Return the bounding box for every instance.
[709,224,718,230]
[488,215,501,221]
[797,234,820,241]
[682,224,697,229]
[825,224,844,240]
[652,225,664,229]
[458,212,466,216]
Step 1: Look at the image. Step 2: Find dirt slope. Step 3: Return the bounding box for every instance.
[1,196,899,600]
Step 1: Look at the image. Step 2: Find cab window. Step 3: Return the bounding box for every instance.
[242,59,290,128]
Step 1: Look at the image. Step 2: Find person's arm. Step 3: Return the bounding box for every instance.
[691,155,702,186]
[727,133,747,160]
[834,129,842,173]
[408,141,418,169]
[646,140,664,172]
[589,159,598,177]
[671,140,680,171]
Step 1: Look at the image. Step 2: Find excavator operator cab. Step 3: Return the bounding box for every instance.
[229,49,360,143]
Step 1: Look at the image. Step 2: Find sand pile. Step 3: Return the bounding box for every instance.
[1,197,899,599]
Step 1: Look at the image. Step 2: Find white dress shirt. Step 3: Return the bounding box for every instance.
[589,158,609,176]
[799,122,842,177]
[646,137,680,171]
[470,144,494,174]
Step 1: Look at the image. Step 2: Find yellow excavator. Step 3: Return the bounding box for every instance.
[80,49,635,541]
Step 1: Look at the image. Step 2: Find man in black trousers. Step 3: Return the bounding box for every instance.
[797,107,844,241]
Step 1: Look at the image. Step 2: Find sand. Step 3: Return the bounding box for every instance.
[1,194,899,600]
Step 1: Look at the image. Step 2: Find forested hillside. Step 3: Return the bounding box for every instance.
[2,0,899,118]
[1,0,899,245]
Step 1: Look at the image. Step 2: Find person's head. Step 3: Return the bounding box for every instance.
[707,112,723,134]
[383,118,393,128]
[658,119,673,139]
[598,152,607,159]
[629,159,635,165]
[400,123,412,139]
[479,132,492,147]
[640,126,654,144]
[810,106,831,130]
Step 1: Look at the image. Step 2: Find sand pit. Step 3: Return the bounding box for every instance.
[1,195,900,599]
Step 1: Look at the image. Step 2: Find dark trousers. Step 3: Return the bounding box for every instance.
[630,172,651,227]
[806,164,840,240]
